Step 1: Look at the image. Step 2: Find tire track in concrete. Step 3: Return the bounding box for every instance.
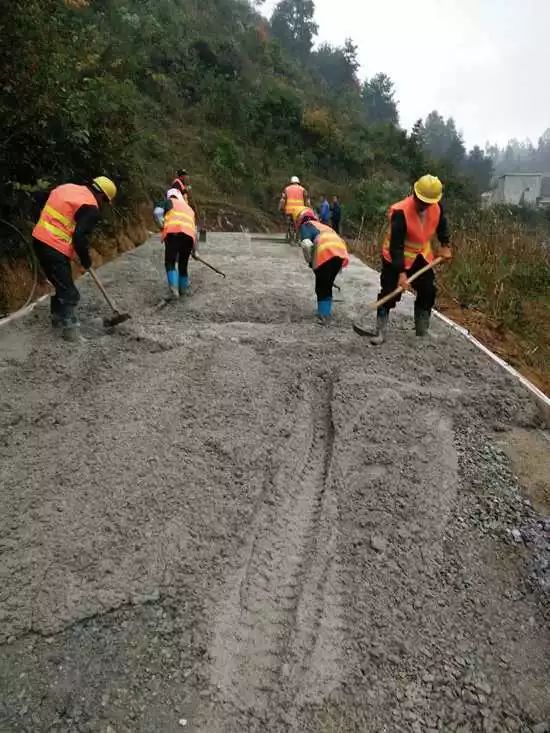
[206,376,345,723]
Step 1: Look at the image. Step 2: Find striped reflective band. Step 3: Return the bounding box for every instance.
[166,211,194,225]
[36,204,76,243]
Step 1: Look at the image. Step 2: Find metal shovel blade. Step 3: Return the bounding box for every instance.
[352,322,376,337]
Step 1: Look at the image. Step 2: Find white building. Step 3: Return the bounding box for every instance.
[491,173,550,207]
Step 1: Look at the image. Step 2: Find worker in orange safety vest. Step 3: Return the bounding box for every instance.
[157,188,197,300]
[32,176,117,341]
[280,176,310,220]
[295,207,349,323]
[371,174,452,344]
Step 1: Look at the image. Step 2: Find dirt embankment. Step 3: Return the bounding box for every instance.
[0,202,152,317]
[436,294,550,398]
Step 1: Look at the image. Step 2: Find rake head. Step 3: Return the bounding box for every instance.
[103,311,131,328]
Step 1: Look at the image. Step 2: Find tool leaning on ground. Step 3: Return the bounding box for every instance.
[352,256,443,336]
[87,267,131,328]
[192,252,226,278]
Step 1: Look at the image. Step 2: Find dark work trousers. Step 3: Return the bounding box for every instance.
[164,233,194,277]
[378,255,436,312]
[315,256,344,301]
[33,238,79,321]
[331,219,341,234]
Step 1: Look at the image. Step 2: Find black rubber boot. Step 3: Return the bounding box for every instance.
[50,297,63,328]
[414,305,431,337]
[370,308,389,345]
[62,322,81,342]
[61,308,81,342]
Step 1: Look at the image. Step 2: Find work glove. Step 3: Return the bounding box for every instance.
[153,206,165,229]
[439,245,453,262]
[301,238,314,267]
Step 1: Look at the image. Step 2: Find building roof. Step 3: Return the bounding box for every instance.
[498,172,550,179]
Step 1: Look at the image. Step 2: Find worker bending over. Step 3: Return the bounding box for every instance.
[296,207,349,322]
[155,188,197,300]
[371,174,452,344]
[32,176,117,341]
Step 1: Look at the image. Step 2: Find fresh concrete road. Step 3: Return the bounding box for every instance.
[0,233,548,732]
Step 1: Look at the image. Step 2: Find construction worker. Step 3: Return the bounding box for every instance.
[32,176,117,341]
[371,174,452,345]
[280,176,310,239]
[157,188,197,299]
[171,168,190,197]
[296,207,349,322]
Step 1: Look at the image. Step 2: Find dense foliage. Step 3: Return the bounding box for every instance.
[0,0,492,247]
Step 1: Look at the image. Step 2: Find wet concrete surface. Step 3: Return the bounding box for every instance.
[1,233,549,732]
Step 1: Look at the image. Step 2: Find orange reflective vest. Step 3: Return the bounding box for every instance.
[162,198,196,240]
[382,195,440,270]
[32,184,98,259]
[284,184,307,217]
[313,223,349,271]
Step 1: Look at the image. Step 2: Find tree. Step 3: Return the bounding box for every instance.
[362,73,398,125]
[486,133,550,176]
[311,41,359,92]
[411,118,424,145]
[463,145,493,193]
[444,117,466,167]
[343,38,360,76]
[422,111,465,166]
[270,0,318,61]
[536,128,550,171]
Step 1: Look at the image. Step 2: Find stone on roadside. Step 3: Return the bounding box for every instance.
[370,535,387,553]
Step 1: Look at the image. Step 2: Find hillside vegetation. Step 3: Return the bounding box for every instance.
[0,0,549,391]
[0,0,482,233]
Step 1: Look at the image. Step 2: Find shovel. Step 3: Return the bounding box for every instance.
[192,253,226,278]
[88,268,131,328]
[352,257,443,336]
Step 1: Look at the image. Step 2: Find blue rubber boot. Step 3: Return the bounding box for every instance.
[179,275,190,295]
[166,269,179,300]
[317,297,332,323]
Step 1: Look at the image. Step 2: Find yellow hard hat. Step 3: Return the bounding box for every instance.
[92,176,117,202]
[414,174,443,204]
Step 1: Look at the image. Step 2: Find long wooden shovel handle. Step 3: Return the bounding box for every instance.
[88,267,118,312]
[193,253,226,278]
[368,257,444,311]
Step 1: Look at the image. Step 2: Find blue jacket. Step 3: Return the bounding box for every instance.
[318,200,330,223]
[299,220,322,244]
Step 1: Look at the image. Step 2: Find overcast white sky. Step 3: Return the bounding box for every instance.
[261,0,550,149]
